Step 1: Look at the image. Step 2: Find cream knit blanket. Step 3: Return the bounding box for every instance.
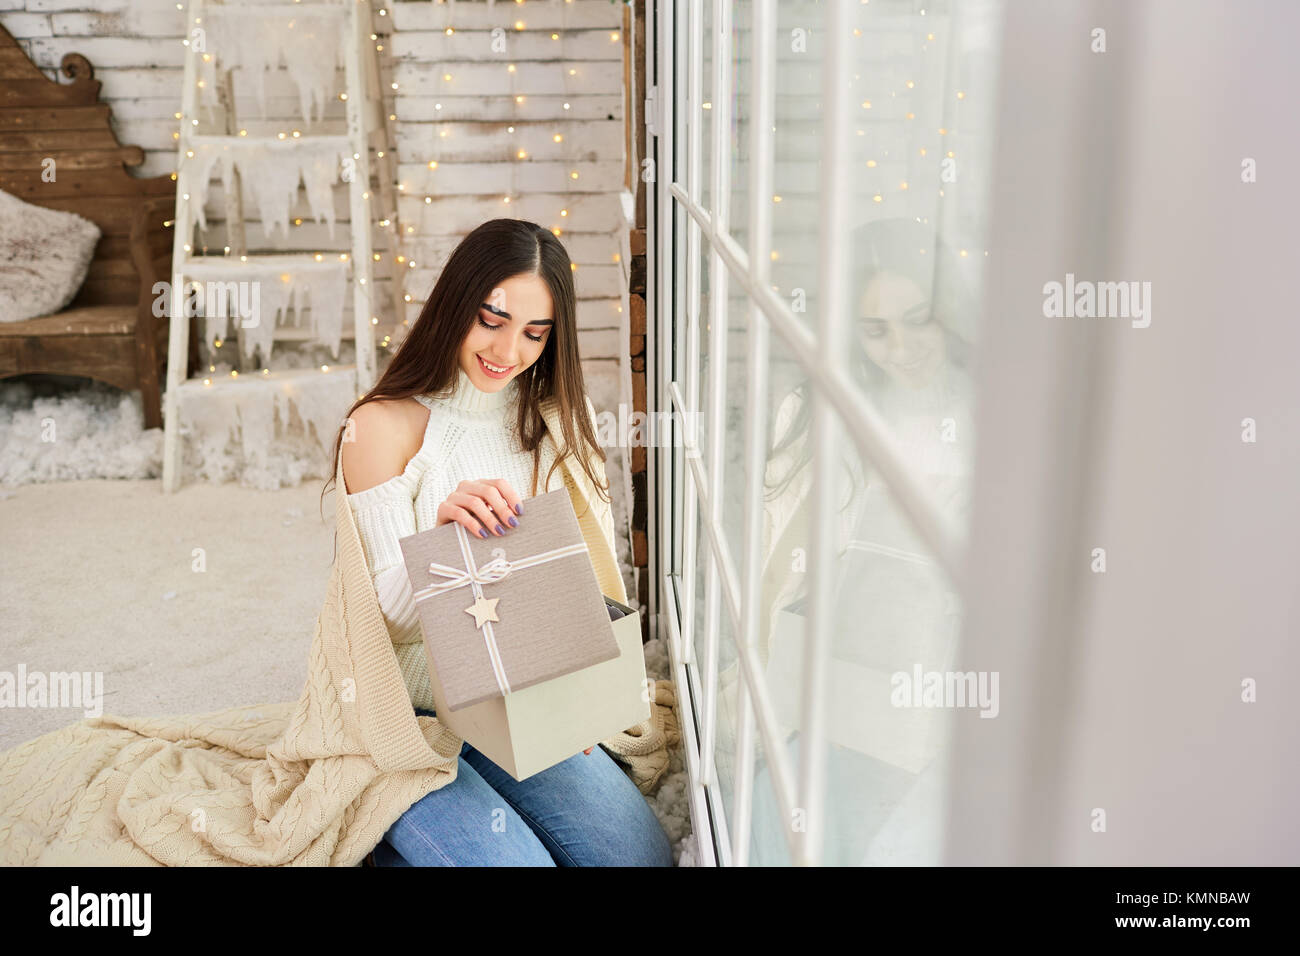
[0,396,676,865]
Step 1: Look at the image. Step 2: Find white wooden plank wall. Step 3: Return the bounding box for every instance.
[0,0,631,362]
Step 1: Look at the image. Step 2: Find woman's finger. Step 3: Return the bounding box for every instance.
[463,480,517,529]
[438,502,489,539]
[448,492,501,537]
[483,478,524,517]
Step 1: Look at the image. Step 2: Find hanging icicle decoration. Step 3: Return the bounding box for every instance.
[186,137,351,241]
[185,256,348,365]
[196,3,347,127]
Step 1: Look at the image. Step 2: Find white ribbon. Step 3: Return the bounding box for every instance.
[414,522,591,697]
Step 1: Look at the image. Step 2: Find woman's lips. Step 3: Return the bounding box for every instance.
[477,354,515,379]
[891,353,931,373]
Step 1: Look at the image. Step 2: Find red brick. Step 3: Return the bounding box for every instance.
[629,293,646,338]
[631,356,645,372]
[629,333,645,356]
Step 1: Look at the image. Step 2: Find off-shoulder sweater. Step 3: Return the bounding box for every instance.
[345,366,562,711]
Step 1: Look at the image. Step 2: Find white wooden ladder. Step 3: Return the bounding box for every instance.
[162,0,398,492]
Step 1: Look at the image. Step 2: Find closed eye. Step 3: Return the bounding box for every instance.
[478,314,545,342]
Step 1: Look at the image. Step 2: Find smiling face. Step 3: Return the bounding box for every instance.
[458,272,555,392]
[856,271,947,389]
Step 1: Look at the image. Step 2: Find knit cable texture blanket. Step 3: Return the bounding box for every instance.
[0,396,676,865]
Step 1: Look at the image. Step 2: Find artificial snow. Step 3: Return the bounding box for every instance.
[0,378,162,485]
[0,339,358,490]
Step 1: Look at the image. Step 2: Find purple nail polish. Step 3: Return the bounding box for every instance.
[495,524,505,535]
[478,528,489,539]
[514,502,524,516]
[508,516,518,527]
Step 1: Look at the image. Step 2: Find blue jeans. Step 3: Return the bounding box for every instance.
[370,707,674,866]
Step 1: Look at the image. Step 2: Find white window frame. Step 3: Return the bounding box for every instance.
[646,0,967,866]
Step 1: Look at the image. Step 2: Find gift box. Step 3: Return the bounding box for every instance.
[397,487,650,781]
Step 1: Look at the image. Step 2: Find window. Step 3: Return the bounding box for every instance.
[647,0,1003,865]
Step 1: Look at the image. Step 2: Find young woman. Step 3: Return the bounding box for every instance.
[322,218,672,866]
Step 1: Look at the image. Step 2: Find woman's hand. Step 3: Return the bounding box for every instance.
[435,478,524,539]
[437,478,587,753]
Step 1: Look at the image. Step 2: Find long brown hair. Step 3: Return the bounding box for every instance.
[320,218,610,537]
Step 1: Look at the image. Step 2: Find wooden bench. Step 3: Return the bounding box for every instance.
[0,23,195,429]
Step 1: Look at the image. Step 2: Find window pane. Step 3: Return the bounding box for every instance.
[844,0,1001,533]
[720,289,750,563]
[728,0,752,251]
[752,361,971,863]
[660,0,1002,867]
[747,712,795,865]
[694,233,713,462]
[689,486,711,672]
[824,434,964,865]
[711,557,741,850]
[769,2,825,329]
[700,0,713,210]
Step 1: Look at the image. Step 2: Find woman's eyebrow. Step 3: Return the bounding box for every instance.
[859,302,931,322]
[482,303,554,326]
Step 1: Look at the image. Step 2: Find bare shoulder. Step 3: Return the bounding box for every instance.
[341,396,430,495]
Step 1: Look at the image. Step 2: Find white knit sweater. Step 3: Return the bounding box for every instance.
[346,365,561,709]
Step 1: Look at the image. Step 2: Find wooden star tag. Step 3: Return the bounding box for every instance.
[464,594,500,629]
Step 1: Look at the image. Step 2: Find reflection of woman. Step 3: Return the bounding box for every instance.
[745,218,975,865]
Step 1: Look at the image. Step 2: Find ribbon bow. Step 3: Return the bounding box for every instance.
[413,521,591,697]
